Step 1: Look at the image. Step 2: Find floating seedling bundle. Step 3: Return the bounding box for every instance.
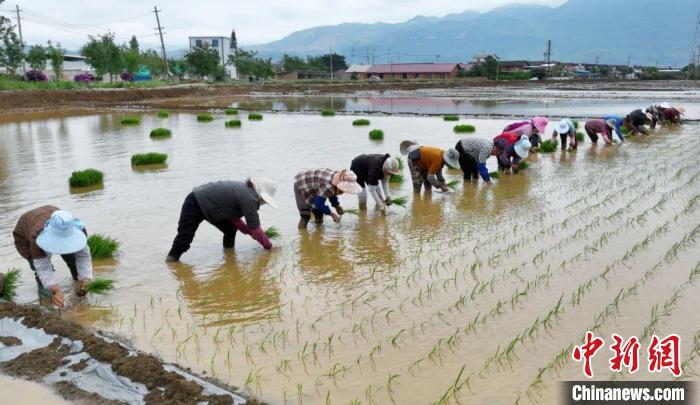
[150,128,172,138]
[369,129,384,140]
[248,113,263,120]
[131,152,167,166]
[84,278,115,295]
[120,117,140,125]
[489,171,501,179]
[197,113,214,122]
[69,168,103,187]
[453,124,476,133]
[1,269,21,301]
[225,120,242,128]
[539,139,558,153]
[225,108,239,115]
[156,110,170,118]
[87,233,119,259]
[576,131,585,142]
[352,119,370,126]
[443,115,459,121]
[321,110,336,117]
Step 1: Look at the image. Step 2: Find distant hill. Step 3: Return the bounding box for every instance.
[250,0,698,66]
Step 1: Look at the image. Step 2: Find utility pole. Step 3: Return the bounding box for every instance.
[365,47,370,65]
[595,56,599,65]
[544,40,552,76]
[329,47,334,80]
[153,6,171,81]
[15,5,25,74]
[691,9,700,78]
[627,54,631,67]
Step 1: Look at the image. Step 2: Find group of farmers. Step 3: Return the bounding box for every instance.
[4,104,685,307]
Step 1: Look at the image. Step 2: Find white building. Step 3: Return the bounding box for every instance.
[188,36,238,79]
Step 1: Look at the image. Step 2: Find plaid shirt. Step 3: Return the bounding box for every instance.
[459,137,494,163]
[13,205,59,259]
[294,169,337,205]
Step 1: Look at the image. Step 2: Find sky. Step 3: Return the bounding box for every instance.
[0,0,566,52]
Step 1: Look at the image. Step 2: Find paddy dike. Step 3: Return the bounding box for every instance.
[0,302,252,404]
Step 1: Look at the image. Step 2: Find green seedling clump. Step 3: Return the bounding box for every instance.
[352,119,370,126]
[453,124,476,133]
[321,109,336,117]
[539,139,558,153]
[621,126,630,134]
[573,121,579,129]
[518,161,530,170]
[265,226,281,239]
[225,108,239,115]
[369,129,384,140]
[576,131,585,142]
[157,110,170,118]
[150,128,172,138]
[69,169,103,187]
[390,196,408,207]
[120,117,140,125]
[131,152,167,166]
[443,115,459,121]
[87,233,120,259]
[197,113,214,122]
[1,269,21,301]
[248,113,263,120]
[84,278,115,295]
[225,120,242,128]
[489,171,501,179]
[344,208,360,215]
[446,180,460,189]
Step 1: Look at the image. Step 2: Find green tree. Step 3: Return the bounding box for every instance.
[122,46,140,74]
[281,54,307,71]
[26,44,47,71]
[139,49,165,76]
[46,41,65,80]
[81,32,124,82]
[129,35,139,53]
[184,44,221,79]
[0,10,23,75]
[309,53,348,71]
[228,49,273,79]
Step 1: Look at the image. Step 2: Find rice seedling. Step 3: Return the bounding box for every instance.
[621,126,630,134]
[197,113,214,122]
[87,233,120,259]
[120,116,140,125]
[576,131,585,142]
[131,152,167,166]
[453,124,476,133]
[352,119,370,126]
[320,109,336,117]
[225,120,241,128]
[1,269,21,301]
[84,278,115,295]
[446,180,460,189]
[248,113,263,120]
[489,171,500,179]
[156,110,170,118]
[389,195,408,207]
[149,128,172,138]
[225,108,239,115]
[369,129,384,140]
[573,121,579,129]
[69,168,103,187]
[539,139,557,153]
[518,161,530,170]
[443,115,459,121]
[265,226,281,239]
[344,208,360,215]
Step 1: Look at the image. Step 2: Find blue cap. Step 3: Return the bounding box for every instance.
[36,210,87,254]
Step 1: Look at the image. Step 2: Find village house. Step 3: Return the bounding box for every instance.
[346,63,462,80]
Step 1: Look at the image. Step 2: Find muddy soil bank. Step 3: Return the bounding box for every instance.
[0,302,256,404]
[1,79,697,114]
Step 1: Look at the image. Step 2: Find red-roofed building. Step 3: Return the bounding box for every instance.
[352,63,462,80]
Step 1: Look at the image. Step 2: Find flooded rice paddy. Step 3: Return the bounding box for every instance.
[1,102,700,404]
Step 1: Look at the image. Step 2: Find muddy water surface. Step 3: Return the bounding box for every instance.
[1,105,699,404]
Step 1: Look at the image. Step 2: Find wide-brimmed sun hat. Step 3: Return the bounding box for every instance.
[660,102,671,109]
[532,116,549,134]
[383,157,401,176]
[514,135,531,159]
[251,177,278,210]
[555,119,571,134]
[645,112,653,122]
[675,106,686,115]
[443,148,460,169]
[36,210,87,255]
[605,118,617,129]
[399,140,420,156]
[332,170,362,194]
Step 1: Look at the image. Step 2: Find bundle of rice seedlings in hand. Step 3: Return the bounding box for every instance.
[446,180,460,189]
[248,113,263,120]
[576,132,585,142]
[453,124,476,133]
[369,129,384,140]
[352,119,370,126]
[621,126,630,134]
[225,108,239,115]
[131,152,167,166]
[489,171,501,179]
[150,128,172,138]
[87,234,119,259]
[1,269,21,301]
[225,120,242,128]
[84,278,115,295]
[443,115,459,121]
[539,139,557,153]
[69,169,103,187]
[343,208,360,215]
[120,117,140,125]
[518,161,530,170]
[197,113,214,122]
[157,110,170,118]
[389,195,408,207]
[265,226,281,239]
[321,109,336,117]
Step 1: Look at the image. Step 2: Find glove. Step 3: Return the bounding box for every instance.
[335,206,345,215]
[384,197,393,206]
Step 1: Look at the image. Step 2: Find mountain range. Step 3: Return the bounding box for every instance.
[250,0,699,66]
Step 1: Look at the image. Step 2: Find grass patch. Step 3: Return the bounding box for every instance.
[265,226,281,239]
[1,269,21,301]
[369,129,384,140]
[453,124,476,133]
[131,153,167,166]
[157,110,170,118]
[248,113,263,120]
[149,128,172,138]
[389,195,408,207]
[120,117,140,125]
[225,108,239,115]
[225,120,242,128]
[69,169,103,188]
[446,180,460,189]
[352,119,370,126]
[87,233,119,259]
[84,278,115,295]
[443,115,459,121]
[576,131,585,142]
[489,171,501,179]
[539,139,558,153]
[321,109,336,117]
[197,113,214,122]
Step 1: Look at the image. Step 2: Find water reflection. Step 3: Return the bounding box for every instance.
[349,213,398,268]
[297,231,355,285]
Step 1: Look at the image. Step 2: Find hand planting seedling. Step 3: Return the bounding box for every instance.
[83,278,115,295]
[225,108,238,115]
[1,269,21,301]
[443,115,459,121]
[120,117,140,125]
[87,233,120,259]
[225,120,242,128]
[489,171,501,179]
[321,109,336,116]
[157,110,170,118]
[369,129,384,140]
[197,113,214,122]
[265,226,281,239]
[248,113,263,120]
[352,119,370,126]
[518,161,530,170]
[69,168,103,187]
[150,128,172,138]
[539,139,558,153]
[131,153,167,166]
[453,124,476,133]
[446,180,460,189]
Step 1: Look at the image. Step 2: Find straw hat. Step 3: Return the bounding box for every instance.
[251,177,278,210]
[399,140,420,156]
[555,119,571,134]
[514,135,531,159]
[36,210,87,255]
[443,148,460,169]
[675,106,686,115]
[383,157,401,176]
[532,116,549,134]
[332,170,362,194]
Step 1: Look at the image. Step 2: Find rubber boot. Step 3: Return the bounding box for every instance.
[223,234,236,249]
[298,212,311,229]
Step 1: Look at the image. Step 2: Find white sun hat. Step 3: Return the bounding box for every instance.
[443,148,460,169]
[36,210,87,255]
[514,135,531,159]
[399,140,420,156]
[555,119,571,134]
[383,157,401,176]
[251,177,278,209]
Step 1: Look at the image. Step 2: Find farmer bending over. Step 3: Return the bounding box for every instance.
[503,116,549,150]
[13,207,94,307]
[494,134,531,173]
[294,169,361,228]
[601,115,625,142]
[350,154,401,215]
[623,109,652,136]
[400,140,460,193]
[552,118,578,150]
[455,137,499,183]
[166,178,278,262]
[584,118,618,145]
